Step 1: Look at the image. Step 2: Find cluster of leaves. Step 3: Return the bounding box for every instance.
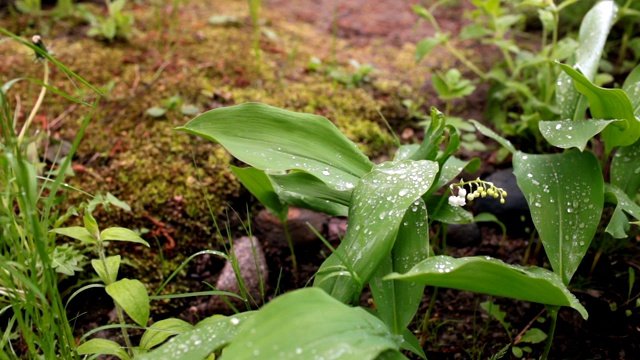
[307,57,377,88]
[78,0,136,41]
[413,0,640,148]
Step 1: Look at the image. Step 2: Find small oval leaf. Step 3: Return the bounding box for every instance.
[106,279,150,327]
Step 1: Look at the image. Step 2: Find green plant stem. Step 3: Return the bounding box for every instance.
[443,43,487,80]
[282,219,298,281]
[98,243,134,356]
[420,286,439,344]
[17,59,49,146]
[541,306,559,360]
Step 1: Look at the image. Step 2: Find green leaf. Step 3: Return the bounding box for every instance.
[139,318,194,351]
[137,312,253,360]
[436,156,481,189]
[49,226,96,244]
[231,166,287,221]
[415,36,443,62]
[425,195,474,224]
[513,149,603,285]
[84,211,100,239]
[146,107,167,118]
[100,227,150,246]
[385,255,588,319]
[221,288,404,359]
[105,279,150,327]
[106,192,131,211]
[270,171,350,216]
[92,255,121,284]
[559,64,640,152]
[556,0,617,120]
[371,199,430,334]
[180,104,200,115]
[177,103,373,191]
[314,160,439,303]
[604,184,640,239]
[611,138,640,198]
[77,338,131,360]
[539,119,618,151]
[481,301,511,335]
[470,120,516,153]
[623,63,640,116]
[519,328,547,344]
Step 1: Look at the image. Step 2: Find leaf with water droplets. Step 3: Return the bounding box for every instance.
[221,288,403,360]
[604,184,640,239]
[611,138,640,198]
[513,149,603,285]
[314,160,439,303]
[231,166,288,221]
[385,255,588,319]
[371,199,430,335]
[559,64,639,153]
[77,338,131,360]
[139,318,194,351]
[270,171,351,216]
[556,0,617,120]
[539,119,617,151]
[177,103,373,191]
[137,312,253,360]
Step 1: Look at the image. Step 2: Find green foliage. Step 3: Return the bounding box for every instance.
[177,102,589,358]
[79,0,136,41]
[146,95,201,118]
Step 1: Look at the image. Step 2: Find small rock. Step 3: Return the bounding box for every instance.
[473,168,532,236]
[206,236,268,314]
[446,223,482,248]
[255,207,328,245]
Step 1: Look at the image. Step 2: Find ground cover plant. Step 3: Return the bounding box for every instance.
[1,0,640,359]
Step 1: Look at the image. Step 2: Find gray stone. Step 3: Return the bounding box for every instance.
[446,223,482,248]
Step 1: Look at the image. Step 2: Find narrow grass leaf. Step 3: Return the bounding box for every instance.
[221,288,403,360]
[385,255,587,319]
[177,103,373,191]
[513,149,603,285]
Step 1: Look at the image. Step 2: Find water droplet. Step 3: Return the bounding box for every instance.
[322,169,330,176]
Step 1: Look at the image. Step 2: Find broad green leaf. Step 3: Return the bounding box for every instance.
[139,318,194,351]
[426,195,474,224]
[559,64,640,152]
[177,103,373,191]
[371,199,430,334]
[49,226,96,244]
[539,119,617,151]
[100,227,150,247]
[105,279,150,327]
[91,255,121,284]
[137,312,253,360]
[270,171,350,216]
[513,150,603,285]
[385,255,588,319]
[314,160,439,303]
[410,107,448,161]
[77,338,131,360]
[604,184,640,239]
[611,138,640,198]
[556,0,617,120]
[221,288,404,360]
[623,63,640,116]
[230,166,287,221]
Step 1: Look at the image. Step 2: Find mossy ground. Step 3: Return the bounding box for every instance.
[0,0,447,302]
